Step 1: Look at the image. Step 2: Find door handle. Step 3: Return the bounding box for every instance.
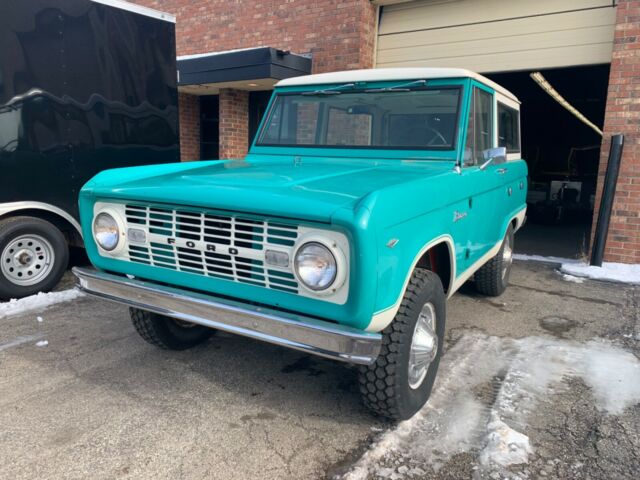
[496,168,508,175]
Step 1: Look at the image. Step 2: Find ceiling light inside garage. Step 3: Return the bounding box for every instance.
[530,72,603,137]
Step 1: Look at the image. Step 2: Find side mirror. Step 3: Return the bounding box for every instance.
[479,147,507,170]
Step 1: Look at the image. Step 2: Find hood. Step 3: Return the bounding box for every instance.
[83,155,452,222]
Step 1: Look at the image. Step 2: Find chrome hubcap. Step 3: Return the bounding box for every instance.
[502,234,513,280]
[1,235,55,286]
[408,302,438,390]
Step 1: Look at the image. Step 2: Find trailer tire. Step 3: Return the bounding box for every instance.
[358,269,445,420]
[475,225,514,297]
[0,216,69,301]
[130,308,213,350]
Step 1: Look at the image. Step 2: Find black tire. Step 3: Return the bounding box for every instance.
[358,269,446,420]
[0,216,69,301]
[474,224,514,297]
[130,308,214,350]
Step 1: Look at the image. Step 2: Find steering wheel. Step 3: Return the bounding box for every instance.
[425,127,448,146]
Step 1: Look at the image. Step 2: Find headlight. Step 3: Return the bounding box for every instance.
[93,212,120,251]
[294,242,337,291]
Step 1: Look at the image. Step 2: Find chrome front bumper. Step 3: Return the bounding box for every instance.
[72,267,381,365]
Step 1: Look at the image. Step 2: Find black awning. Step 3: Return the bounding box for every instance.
[177,47,312,86]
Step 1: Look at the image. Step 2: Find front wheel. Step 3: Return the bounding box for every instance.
[130,308,214,350]
[358,269,445,420]
[474,224,514,296]
[0,216,69,300]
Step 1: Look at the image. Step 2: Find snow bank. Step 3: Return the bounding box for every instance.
[561,273,584,284]
[0,289,83,319]
[513,253,581,264]
[513,253,640,285]
[561,262,640,285]
[0,334,43,352]
[342,334,640,479]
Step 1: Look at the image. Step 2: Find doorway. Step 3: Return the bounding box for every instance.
[487,64,610,259]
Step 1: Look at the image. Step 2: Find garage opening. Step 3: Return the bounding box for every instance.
[486,64,610,259]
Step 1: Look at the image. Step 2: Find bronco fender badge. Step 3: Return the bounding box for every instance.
[453,211,467,223]
[386,238,399,248]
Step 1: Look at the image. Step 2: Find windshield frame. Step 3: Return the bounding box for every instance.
[253,84,464,153]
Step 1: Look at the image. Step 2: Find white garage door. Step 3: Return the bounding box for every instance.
[376,0,617,73]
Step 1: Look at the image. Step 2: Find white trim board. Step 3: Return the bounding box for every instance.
[91,0,175,23]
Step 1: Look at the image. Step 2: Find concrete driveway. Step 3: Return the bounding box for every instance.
[1,261,638,479]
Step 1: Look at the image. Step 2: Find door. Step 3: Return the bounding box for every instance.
[376,0,616,72]
[200,95,219,160]
[451,84,505,272]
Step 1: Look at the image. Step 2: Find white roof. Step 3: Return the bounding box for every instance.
[277,68,519,103]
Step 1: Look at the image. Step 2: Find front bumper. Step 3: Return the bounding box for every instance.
[72,267,381,365]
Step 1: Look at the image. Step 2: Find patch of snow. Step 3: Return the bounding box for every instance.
[561,262,640,285]
[0,334,44,352]
[578,340,640,414]
[0,289,83,319]
[35,340,48,347]
[481,415,533,467]
[513,253,581,265]
[342,334,640,479]
[561,273,584,284]
[36,316,43,323]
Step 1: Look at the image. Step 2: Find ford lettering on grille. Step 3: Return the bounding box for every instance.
[123,204,300,293]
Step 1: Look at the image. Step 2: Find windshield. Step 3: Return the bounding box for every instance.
[256,87,461,150]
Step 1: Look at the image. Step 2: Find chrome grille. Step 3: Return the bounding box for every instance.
[124,204,300,293]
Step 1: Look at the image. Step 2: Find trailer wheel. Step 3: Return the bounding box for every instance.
[130,308,214,350]
[358,269,445,420]
[0,216,69,301]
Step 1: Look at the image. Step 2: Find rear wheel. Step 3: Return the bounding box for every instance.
[130,308,213,350]
[474,225,514,296]
[0,216,69,300]
[358,269,445,420]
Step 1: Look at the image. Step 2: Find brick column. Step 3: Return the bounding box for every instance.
[219,89,249,159]
[594,0,640,263]
[178,92,200,161]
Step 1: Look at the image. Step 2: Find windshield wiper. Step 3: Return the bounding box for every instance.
[301,83,355,96]
[365,79,427,93]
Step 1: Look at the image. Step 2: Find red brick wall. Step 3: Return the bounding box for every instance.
[219,89,249,159]
[594,0,640,263]
[131,0,377,73]
[178,92,200,161]
[132,0,378,160]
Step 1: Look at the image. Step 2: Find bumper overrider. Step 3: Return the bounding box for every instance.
[72,267,381,365]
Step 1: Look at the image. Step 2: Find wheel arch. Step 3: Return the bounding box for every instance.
[0,202,83,247]
[415,240,453,296]
[367,234,455,332]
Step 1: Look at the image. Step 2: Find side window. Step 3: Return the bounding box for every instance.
[464,87,493,165]
[498,103,520,153]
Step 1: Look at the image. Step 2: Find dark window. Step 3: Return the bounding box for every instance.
[464,87,493,165]
[498,102,520,153]
[248,91,273,146]
[257,88,461,150]
[326,107,372,146]
[200,95,219,160]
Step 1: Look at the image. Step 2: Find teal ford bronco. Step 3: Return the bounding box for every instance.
[74,68,527,420]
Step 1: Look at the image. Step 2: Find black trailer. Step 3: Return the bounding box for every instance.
[0,0,179,299]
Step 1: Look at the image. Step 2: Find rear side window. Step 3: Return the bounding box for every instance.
[498,103,520,153]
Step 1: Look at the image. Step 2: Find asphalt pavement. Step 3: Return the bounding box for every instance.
[1,261,638,479]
